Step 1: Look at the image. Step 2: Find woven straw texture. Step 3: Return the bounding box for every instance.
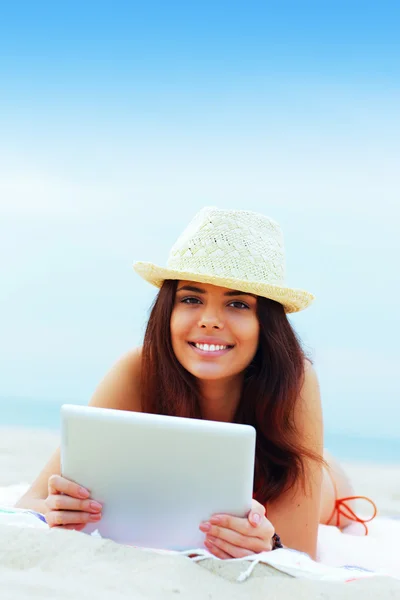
[134,207,314,313]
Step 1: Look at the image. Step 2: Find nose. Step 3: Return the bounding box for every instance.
[197,307,224,330]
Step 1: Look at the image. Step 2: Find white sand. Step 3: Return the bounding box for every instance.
[2,524,400,600]
[1,426,400,599]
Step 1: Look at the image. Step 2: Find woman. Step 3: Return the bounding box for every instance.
[16,207,375,560]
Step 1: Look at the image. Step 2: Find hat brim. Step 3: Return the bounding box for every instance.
[133,261,314,314]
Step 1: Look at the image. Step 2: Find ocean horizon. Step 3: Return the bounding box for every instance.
[1,396,399,464]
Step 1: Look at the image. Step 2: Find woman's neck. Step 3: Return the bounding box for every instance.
[198,375,244,422]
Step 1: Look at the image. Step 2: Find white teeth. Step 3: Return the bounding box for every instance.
[194,343,229,352]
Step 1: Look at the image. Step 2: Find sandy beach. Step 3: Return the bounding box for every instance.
[1,426,400,599]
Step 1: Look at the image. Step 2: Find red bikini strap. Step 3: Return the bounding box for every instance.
[325,467,377,535]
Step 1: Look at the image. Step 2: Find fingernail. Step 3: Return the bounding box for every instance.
[252,513,261,525]
[199,522,211,532]
[90,501,102,512]
[89,513,102,521]
[210,516,220,524]
[79,487,90,498]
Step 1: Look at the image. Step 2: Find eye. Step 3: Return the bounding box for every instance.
[228,301,249,310]
[181,296,202,305]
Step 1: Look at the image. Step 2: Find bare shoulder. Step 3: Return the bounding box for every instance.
[296,359,323,452]
[15,348,144,508]
[89,347,143,412]
[301,359,321,407]
[291,359,323,458]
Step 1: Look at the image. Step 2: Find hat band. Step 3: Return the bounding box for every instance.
[166,254,286,286]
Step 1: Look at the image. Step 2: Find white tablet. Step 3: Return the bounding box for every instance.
[60,404,256,550]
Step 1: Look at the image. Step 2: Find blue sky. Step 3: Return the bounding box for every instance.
[1,1,399,438]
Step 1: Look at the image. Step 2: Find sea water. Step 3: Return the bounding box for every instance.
[0,396,399,464]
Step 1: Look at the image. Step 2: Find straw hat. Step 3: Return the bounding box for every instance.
[133,207,314,313]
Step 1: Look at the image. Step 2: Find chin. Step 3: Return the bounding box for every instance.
[185,362,237,381]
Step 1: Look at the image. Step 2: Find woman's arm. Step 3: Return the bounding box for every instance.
[197,362,323,560]
[15,349,143,511]
[265,363,324,560]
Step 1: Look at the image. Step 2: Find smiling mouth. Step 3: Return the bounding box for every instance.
[188,342,234,353]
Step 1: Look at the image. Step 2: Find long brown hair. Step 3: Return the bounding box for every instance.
[141,279,321,505]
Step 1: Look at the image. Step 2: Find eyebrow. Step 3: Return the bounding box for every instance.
[177,285,257,299]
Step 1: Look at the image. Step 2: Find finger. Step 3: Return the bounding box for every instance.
[45,495,102,513]
[249,499,266,527]
[46,510,102,527]
[206,514,252,536]
[48,475,90,499]
[206,535,256,559]
[204,539,233,560]
[203,524,271,553]
[207,513,273,539]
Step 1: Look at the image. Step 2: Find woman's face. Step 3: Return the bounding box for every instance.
[170,281,260,381]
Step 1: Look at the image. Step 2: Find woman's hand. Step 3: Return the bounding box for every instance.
[44,475,102,530]
[199,499,274,559]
